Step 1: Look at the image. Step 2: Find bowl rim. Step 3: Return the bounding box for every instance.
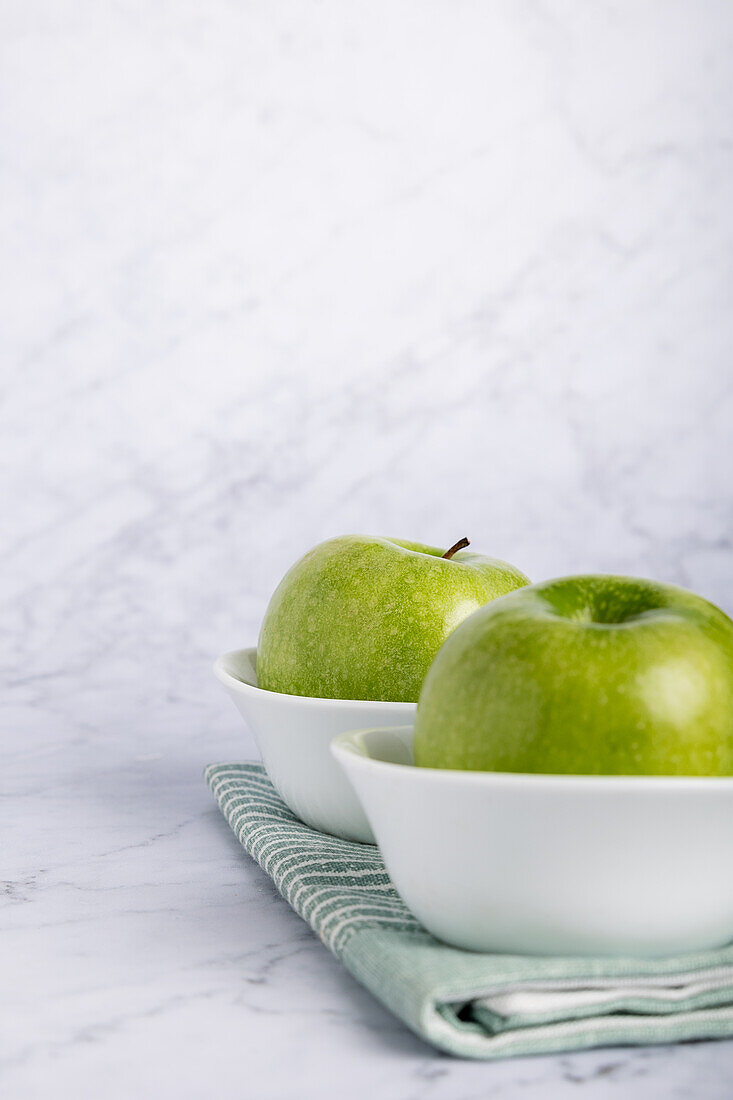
[331,724,733,791]
[213,648,417,710]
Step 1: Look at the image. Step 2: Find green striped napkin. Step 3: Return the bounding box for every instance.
[205,762,733,1059]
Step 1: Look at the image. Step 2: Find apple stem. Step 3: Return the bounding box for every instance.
[442,537,470,560]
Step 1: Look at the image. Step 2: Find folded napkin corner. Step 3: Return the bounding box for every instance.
[206,762,733,1059]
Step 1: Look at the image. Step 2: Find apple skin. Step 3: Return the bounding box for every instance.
[414,575,733,776]
[257,536,530,702]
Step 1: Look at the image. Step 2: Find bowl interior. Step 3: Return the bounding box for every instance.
[215,647,258,688]
[214,649,418,711]
[332,724,733,789]
[334,725,415,765]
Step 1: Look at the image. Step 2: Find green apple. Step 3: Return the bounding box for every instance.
[257,535,529,702]
[414,574,733,776]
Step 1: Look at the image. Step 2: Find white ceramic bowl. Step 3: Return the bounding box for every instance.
[332,724,733,957]
[213,649,415,843]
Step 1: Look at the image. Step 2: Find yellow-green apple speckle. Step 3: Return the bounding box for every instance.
[257,535,530,702]
[414,574,733,776]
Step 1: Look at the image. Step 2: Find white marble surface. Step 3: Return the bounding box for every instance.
[3,1,733,1095]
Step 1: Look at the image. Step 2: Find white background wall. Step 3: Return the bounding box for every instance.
[4,0,733,751]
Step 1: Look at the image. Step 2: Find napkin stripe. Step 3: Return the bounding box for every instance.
[206,762,420,955]
[206,761,733,1058]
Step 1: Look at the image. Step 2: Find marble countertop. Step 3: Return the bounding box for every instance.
[5,707,733,1100]
[4,1,733,1095]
